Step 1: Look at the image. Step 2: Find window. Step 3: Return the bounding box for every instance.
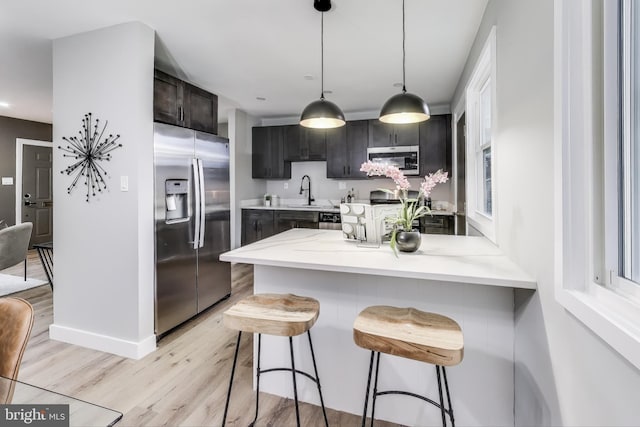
[466,26,496,241]
[556,0,640,370]
[603,0,640,302]
[619,0,640,285]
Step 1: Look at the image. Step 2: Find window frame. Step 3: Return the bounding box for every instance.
[555,0,640,370]
[465,26,497,242]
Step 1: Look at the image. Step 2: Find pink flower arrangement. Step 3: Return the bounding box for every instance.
[360,160,448,200]
[360,161,449,254]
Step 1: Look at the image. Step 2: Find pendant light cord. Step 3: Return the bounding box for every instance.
[320,12,325,100]
[402,0,407,94]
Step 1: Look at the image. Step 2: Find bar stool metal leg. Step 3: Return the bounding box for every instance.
[436,366,447,427]
[249,333,262,427]
[361,351,375,427]
[222,331,242,427]
[442,367,455,427]
[307,331,329,427]
[369,352,381,427]
[288,336,301,427]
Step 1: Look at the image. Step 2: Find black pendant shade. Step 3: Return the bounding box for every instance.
[379,90,430,124]
[300,5,346,129]
[300,96,346,128]
[379,0,430,124]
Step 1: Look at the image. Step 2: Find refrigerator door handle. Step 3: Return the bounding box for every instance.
[192,158,201,250]
[197,158,206,248]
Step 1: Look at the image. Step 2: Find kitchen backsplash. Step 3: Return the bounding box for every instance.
[264,161,453,208]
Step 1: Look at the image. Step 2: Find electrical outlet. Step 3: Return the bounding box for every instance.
[284,182,288,189]
[338,181,347,190]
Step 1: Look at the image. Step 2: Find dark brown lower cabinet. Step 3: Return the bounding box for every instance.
[420,215,455,235]
[241,209,321,245]
[274,211,319,234]
[241,210,275,245]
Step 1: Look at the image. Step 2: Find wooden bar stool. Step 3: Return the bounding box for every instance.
[221,293,329,427]
[353,306,464,427]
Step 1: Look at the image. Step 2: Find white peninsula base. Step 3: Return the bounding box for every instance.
[221,230,536,426]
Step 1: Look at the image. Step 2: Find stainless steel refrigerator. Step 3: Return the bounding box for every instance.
[154,122,231,336]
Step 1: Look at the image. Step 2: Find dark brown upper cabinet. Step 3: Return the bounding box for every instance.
[419,114,452,175]
[284,126,327,161]
[368,120,419,147]
[326,120,369,179]
[252,126,291,179]
[153,69,218,134]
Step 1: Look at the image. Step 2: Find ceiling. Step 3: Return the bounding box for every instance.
[0,0,488,125]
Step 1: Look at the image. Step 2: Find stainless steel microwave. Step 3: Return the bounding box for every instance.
[366,146,420,175]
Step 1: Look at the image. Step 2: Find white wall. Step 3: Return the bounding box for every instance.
[51,22,156,359]
[452,1,640,425]
[265,162,452,207]
[229,109,263,248]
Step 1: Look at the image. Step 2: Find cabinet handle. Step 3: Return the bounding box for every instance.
[389,134,392,145]
[394,134,398,145]
[178,106,184,122]
[343,166,346,175]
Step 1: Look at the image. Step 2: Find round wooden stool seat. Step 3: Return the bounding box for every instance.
[353,305,464,366]
[223,293,320,337]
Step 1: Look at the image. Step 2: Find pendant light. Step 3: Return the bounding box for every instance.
[300,1,346,129]
[379,0,430,124]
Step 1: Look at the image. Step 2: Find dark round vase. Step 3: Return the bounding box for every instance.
[396,230,422,252]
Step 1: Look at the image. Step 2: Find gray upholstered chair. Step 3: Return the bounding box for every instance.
[0,223,33,280]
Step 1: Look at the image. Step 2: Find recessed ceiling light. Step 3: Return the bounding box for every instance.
[304,75,314,80]
[0,101,10,108]
[392,82,403,88]
[256,97,266,101]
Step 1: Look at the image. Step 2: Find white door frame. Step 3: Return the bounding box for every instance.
[15,138,53,225]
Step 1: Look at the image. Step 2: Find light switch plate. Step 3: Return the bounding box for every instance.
[120,176,129,192]
[1,177,14,186]
[338,181,346,190]
[284,183,288,189]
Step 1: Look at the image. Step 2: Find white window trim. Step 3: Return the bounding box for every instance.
[466,26,497,243]
[555,0,640,370]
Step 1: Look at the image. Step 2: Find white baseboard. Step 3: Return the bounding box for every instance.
[49,324,156,359]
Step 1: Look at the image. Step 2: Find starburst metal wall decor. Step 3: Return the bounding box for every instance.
[58,113,122,202]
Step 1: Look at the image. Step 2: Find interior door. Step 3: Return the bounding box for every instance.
[456,113,467,235]
[195,132,231,312]
[21,144,52,246]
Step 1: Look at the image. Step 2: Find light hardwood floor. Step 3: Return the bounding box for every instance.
[1,254,400,427]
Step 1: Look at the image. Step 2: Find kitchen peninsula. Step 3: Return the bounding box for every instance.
[220,229,535,426]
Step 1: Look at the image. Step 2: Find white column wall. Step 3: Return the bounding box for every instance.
[51,22,156,359]
[452,1,640,425]
[229,109,263,248]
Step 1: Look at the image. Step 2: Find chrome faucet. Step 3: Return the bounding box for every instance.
[299,175,314,205]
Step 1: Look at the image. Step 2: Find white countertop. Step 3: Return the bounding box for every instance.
[220,228,536,289]
[243,204,340,213]
[242,204,455,216]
